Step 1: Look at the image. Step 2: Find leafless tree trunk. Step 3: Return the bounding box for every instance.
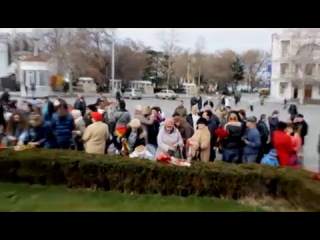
[194,36,205,87]
[158,29,180,88]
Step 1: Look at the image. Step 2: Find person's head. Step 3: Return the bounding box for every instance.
[238,109,246,120]
[42,96,49,102]
[78,93,83,99]
[226,106,231,113]
[285,122,294,135]
[179,100,184,107]
[86,104,97,114]
[12,112,22,122]
[6,112,26,135]
[277,121,288,131]
[260,114,267,122]
[91,112,103,123]
[135,104,143,114]
[71,109,82,120]
[57,100,69,118]
[151,106,161,114]
[227,111,240,122]
[173,116,184,127]
[191,105,198,115]
[29,114,43,127]
[4,88,9,93]
[271,110,279,117]
[129,118,141,131]
[98,98,108,109]
[164,118,175,133]
[196,117,208,130]
[202,110,212,121]
[118,100,126,110]
[246,116,257,128]
[294,114,304,122]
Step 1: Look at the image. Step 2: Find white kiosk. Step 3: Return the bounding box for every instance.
[18,56,51,98]
[109,79,122,93]
[78,77,97,93]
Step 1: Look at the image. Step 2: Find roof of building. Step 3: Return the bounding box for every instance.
[19,55,48,62]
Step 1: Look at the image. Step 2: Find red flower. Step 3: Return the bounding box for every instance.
[214,128,229,138]
[157,152,171,163]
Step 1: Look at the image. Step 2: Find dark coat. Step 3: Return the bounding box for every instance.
[257,120,270,144]
[74,99,86,116]
[294,120,308,145]
[24,125,46,147]
[51,112,75,148]
[268,116,279,140]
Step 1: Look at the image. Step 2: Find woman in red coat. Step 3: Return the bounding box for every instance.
[273,122,294,166]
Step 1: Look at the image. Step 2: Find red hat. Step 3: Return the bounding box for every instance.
[91,112,103,122]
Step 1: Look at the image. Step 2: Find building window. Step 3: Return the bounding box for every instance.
[295,64,302,77]
[280,63,289,75]
[280,82,288,95]
[281,40,290,57]
[305,64,316,76]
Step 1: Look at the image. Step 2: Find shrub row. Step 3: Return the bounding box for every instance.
[0,149,320,211]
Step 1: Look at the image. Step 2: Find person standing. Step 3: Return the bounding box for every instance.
[268,110,279,142]
[293,114,308,146]
[202,110,218,161]
[82,112,110,155]
[186,105,200,130]
[256,114,270,162]
[41,96,54,123]
[242,116,261,163]
[273,122,294,166]
[173,100,188,118]
[74,94,87,117]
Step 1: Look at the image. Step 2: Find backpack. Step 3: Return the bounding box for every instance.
[221,97,225,105]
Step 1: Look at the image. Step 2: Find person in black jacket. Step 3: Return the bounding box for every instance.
[74,94,86,116]
[202,110,218,161]
[221,111,245,164]
[0,103,6,143]
[288,103,298,121]
[268,110,279,142]
[293,114,308,146]
[256,114,270,163]
[1,89,10,104]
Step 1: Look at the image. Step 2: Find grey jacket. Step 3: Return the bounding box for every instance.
[112,110,131,127]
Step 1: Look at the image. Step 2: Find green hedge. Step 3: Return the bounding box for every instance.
[0,149,320,211]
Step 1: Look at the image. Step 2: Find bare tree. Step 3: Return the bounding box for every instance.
[241,49,269,90]
[158,29,181,88]
[194,36,205,86]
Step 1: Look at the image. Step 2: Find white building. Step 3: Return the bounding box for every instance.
[270,28,320,104]
[0,38,9,78]
[18,55,51,98]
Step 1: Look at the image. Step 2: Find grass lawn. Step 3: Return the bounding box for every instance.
[0,182,265,212]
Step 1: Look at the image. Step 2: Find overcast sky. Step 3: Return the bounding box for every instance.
[0,28,284,53]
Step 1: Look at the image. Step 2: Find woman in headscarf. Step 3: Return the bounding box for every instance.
[187,117,211,162]
[156,117,183,158]
[82,112,110,155]
[51,100,75,149]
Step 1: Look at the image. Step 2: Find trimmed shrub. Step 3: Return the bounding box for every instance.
[0,149,320,211]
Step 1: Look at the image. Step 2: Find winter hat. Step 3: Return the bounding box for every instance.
[91,112,103,122]
[129,118,141,129]
[246,116,257,123]
[164,118,175,127]
[196,117,208,126]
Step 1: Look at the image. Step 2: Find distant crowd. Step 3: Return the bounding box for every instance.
[0,89,308,167]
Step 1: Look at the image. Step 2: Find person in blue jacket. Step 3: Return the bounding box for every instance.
[51,100,75,149]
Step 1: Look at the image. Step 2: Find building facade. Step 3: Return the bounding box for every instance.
[0,38,9,78]
[270,29,320,103]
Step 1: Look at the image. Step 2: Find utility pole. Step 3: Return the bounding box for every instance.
[187,52,190,83]
[111,29,115,91]
[198,65,201,87]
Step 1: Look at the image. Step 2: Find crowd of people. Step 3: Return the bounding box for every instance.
[0,90,308,167]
